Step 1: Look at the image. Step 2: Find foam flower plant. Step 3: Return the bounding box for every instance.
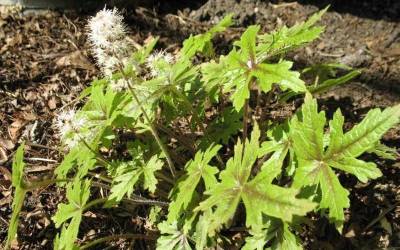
[5,6,400,250]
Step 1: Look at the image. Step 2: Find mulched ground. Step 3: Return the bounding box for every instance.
[0,1,399,249]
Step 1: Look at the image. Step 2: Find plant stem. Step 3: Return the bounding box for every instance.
[118,66,176,178]
[83,197,108,211]
[87,172,112,183]
[242,78,256,148]
[242,98,249,144]
[82,195,168,211]
[256,88,261,118]
[123,197,169,207]
[155,172,175,185]
[76,134,111,167]
[259,88,274,142]
[80,233,156,249]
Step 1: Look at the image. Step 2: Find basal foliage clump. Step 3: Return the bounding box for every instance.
[5,6,400,250]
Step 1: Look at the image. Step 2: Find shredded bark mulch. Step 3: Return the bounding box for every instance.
[0,1,399,249]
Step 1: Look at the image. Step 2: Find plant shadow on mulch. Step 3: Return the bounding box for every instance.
[0,0,399,249]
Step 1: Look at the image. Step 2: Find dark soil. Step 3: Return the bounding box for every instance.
[0,1,399,249]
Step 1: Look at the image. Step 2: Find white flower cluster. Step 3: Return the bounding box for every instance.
[87,8,132,90]
[146,50,174,78]
[87,8,126,49]
[54,109,93,150]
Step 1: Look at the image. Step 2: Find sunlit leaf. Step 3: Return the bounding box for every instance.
[168,144,221,222]
[157,221,192,250]
[291,95,400,229]
[52,179,91,250]
[196,125,316,234]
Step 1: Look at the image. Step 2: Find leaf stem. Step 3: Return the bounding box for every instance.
[155,172,175,185]
[82,195,169,211]
[83,197,108,211]
[76,134,111,167]
[87,172,112,183]
[80,233,156,249]
[118,65,176,178]
[242,98,249,144]
[242,78,256,149]
[260,89,274,142]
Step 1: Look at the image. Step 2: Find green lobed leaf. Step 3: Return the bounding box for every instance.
[193,212,213,250]
[107,161,143,202]
[326,105,400,159]
[291,96,400,229]
[280,67,361,102]
[52,179,91,250]
[367,142,398,160]
[257,6,328,59]
[133,36,159,64]
[143,155,164,193]
[259,124,296,177]
[53,226,80,250]
[291,95,326,161]
[156,221,192,250]
[168,144,221,222]
[243,220,302,250]
[252,61,307,93]
[196,125,316,234]
[181,14,233,59]
[234,25,260,63]
[203,107,242,146]
[271,223,303,250]
[55,147,97,180]
[242,227,270,250]
[243,173,316,226]
[108,154,163,203]
[203,22,309,111]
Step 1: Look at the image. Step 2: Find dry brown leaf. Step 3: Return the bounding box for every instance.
[384,47,400,57]
[47,96,58,110]
[0,147,8,164]
[0,165,11,180]
[10,238,20,250]
[25,165,55,173]
[8,119,27,141]
[22,111,37,121]
[56,50,96,71]
[345,223,360,238]
[0,137,15,150]
[0,166,12,197]
[0,195,12,206]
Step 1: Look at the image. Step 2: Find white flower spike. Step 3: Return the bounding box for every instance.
[87,8,126,49]
[87,7,132,80]
[54,109,90,150]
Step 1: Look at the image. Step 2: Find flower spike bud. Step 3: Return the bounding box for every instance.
[54,109,91,150]
[146,50,175,78]
[87,7,126,49]
[87,7,133,79]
